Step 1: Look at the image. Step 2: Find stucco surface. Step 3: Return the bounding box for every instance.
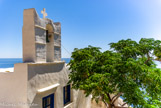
[35,27,46,44]
[35,44,46,62]
[54,46,61,61]
[0,62,91,108]
[0,63,28,108]
[23,9,36,62]
[23,8,61,63]
[54,22,61,34]
[27,62,91,108]
[54,34,61,47]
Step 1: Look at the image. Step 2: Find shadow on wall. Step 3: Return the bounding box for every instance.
[28,63,65,80]
[31,88,57,108]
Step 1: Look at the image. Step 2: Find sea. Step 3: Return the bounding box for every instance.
[0,58,71,68]
[0,58,161,69]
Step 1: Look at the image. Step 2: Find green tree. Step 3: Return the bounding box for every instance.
[68,38,161,108]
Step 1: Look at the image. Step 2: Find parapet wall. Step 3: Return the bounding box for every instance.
[0,63,28,108]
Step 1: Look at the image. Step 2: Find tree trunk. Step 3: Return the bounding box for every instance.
[108,103,113,108]
[108,103,117,108]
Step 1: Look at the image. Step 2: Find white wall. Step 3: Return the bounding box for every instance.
[27,62,91,108]
[0,63,28,108]
[0,62,91,108]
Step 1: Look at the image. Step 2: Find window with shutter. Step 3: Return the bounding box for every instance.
[43,94,54,108]
[63,85,71,105]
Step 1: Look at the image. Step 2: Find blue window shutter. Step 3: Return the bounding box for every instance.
[51,94,54,108]
[63,86,65,105]
[42,93,54,108]
[63,85,71,105]
[67,85,71,102]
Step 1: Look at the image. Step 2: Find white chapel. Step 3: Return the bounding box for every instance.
[0,8,126,108]
[0,8,91,108]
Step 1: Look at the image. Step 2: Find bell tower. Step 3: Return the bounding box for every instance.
[22,8,61,63]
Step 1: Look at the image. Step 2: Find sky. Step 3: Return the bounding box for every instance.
[0,0,161,58]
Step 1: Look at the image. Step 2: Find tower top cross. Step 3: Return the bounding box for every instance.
[41,8,47,19]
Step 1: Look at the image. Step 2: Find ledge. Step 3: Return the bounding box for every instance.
[35,41,46,45]
[35,25,46,30]
[38,83,60,92]
[27,61,65,65]
[64,102,73,108]
[35,25,61,35]
[54,32,61,35]
[48,31,61,35]
[54,44,61,47]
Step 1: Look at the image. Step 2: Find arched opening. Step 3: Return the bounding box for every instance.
[46,24,54,62]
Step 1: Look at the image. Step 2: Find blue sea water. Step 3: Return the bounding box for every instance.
[0,58,71,68]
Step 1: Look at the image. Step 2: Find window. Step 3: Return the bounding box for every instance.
[43,94,54,108]
[63,85,71,105]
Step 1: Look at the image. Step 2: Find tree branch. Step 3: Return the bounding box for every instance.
[112,93,122,104]
[102,94,111,108]
[144,53,150,65]
[122,102,127,106]
[115,106,128,108]
[103,99,109,108]
[107,93,112,102]
[111,94,118,101]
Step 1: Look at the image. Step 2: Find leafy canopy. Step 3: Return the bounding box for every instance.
[68,38,161,108]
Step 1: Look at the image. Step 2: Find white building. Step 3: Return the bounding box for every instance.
[0,8,128,108]
[0,8,90,108]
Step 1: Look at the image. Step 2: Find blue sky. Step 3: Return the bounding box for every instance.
[0,0,161,58]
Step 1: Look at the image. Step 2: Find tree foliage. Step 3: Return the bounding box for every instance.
[68,38,161,108]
